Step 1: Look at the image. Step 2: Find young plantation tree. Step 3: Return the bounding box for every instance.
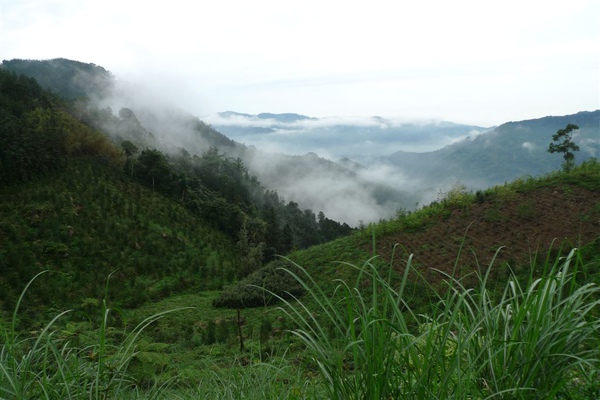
[121,140,138,176]
[548,123,580,172]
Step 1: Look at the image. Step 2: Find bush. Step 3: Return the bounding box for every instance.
[213,259,304,308]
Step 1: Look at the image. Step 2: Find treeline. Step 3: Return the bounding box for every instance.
[0,69,124,184]
[124,144,354,269]
[67,92,353,271]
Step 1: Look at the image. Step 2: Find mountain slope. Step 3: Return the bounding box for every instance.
[0,63,356,318]
[371,173,600,287]
[219,161,600,308]
[1,58,416,226]
[0,58,114,100]
[0,160,238,317]
[382,111,600,189]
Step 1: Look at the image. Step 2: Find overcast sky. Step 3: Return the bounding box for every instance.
[1,0,598,126]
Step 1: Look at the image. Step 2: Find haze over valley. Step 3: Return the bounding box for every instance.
[211,109,600,222]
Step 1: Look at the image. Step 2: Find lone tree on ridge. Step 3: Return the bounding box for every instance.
[548,123,580,172]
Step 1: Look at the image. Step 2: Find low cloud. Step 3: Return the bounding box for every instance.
[204,112,466,131]
[522,141,536,151]
[79,78,415,227]
[206,112,490,161]
[577,137,600,157]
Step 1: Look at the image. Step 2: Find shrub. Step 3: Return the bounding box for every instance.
[213,260,304,308]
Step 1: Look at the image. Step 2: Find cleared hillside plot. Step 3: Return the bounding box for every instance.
[373,184,600,287]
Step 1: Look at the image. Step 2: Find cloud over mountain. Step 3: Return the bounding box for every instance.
[205,112,490,161]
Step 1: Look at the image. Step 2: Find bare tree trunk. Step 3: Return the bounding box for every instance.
[237,309,245,351]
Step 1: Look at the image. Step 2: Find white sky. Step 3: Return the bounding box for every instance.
[1,0,598,126]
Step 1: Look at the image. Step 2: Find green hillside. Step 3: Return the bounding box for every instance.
[0,161,237,314]
[0,66,355,316]
[1,58,420,225]
[219,159,600,310]
[2,160,597,399]
[0,58,114,100]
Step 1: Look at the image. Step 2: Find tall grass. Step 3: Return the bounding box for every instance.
[0,271,190,399]
[183,357,322,399]
[2,246,598,399]
[274,246,600,399]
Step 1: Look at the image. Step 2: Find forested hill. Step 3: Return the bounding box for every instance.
[0,58,114,100]
[382,110,600,189]
[1,58,419,226]
[0,66,353,316]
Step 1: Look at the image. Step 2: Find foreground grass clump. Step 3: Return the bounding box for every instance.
[275,247,600,399]
[0,271,191,399]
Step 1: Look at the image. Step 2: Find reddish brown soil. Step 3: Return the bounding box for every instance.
[369,184,600,286]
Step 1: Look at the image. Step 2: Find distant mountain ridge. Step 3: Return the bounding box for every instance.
[219,111,317,123]
[208,108,599,206]
[207,111,490,160]
[381,110,600,190]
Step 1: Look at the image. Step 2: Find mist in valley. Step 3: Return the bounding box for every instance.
[64,72,431,227]
[13,58,596,228]
[74,69,598,227]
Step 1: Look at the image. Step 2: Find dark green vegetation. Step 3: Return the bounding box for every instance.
[0,58,114,100]
[0,67,353,316]
[548,123,580,172]
[1,59,599,398]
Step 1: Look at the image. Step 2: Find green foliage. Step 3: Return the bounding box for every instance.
[517,200,538,220]
[438,182,470,209]
[1,63,353,293]
[0,67,355,318]
[186,360,322,399]
[0,271,192,399]
[0,70,124,185]
[548,123,580,172]
[388,200,450,234]
[117,142,351,261]
[0,161,238,316]
[214,260,304,308]
[1,58,114,100]
[1,238,599,398]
